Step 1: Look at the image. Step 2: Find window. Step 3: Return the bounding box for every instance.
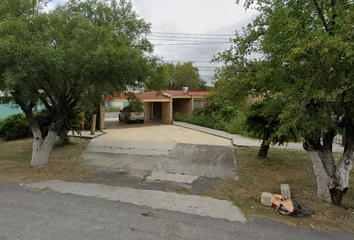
[193,100,203,109]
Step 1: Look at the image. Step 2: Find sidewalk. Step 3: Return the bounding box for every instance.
[173,121,344,153]
[26,180,246,222]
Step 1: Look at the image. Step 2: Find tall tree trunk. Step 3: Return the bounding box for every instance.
[30,125,58,167]
[303,130,353,205]
[58,126,70,145]
[14,92,77,167]
[304,147,335,203]
[257,141,270,158]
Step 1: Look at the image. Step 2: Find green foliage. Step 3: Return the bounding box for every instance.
[245,99,299,146]
[0,120,3,137]
[105,107,121,113]
[215,0,354,143]
[214,0,354,202]
[201,92,240,121]
[122,92,145,112]
[0,114,30,140]
[175,91,250,136]
[128,99,144,112]
[173,113,186,122]
[35,108,85,144]
[164,62,205,90]
[0,0,167,165]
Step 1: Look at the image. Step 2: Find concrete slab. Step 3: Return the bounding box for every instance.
[85,139,176,156]
[147,171,199,184]
[83,143,238,180]
[100,119,232,146]
[83,152,165,172]
[26,180,246,222]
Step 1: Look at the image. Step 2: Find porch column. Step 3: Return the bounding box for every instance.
[161,100,172,124]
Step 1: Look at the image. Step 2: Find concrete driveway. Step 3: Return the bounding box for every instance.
[101,115,232,146]
[82,115,237,187]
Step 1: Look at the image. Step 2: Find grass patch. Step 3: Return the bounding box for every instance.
[141,172,152,182]
[120,175,134,180]
[202,147,354,232]
[0,137,95,183]
[173,186,192,195]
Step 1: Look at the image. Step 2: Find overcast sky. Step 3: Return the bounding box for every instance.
[47,0,258,85]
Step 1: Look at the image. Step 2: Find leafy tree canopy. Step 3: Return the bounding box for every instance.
[164,61,207,90]
[214,0,354,204]
[0,0,166,166]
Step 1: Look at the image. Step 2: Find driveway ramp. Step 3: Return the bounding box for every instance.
[162,143,237,180]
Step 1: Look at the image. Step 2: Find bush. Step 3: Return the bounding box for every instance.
[173,113,186,122]
[0,119,4,138]
[35,108,85,144]
[0,114,31,140]
[174,90,252,137]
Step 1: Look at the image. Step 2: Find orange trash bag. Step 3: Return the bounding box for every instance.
[272,194,294,215]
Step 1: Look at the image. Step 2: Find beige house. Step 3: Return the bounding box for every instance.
[113,89,211,124]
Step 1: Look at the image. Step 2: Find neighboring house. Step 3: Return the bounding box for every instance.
[113,88,211,124]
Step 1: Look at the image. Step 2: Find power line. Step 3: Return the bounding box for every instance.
[154,42,229,46]
[149,31,231,79]
[164,60,211,62]
[157,45,222,50]
[149,36,230,41]
[152,32,234,37]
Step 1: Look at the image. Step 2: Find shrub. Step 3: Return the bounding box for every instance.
[0,119,4,138]
[174,90,251,137]
[35,108,85,145]
[173,113,186,122]
[0,114,31,140]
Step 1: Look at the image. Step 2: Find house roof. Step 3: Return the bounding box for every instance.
[188,90,212,97]
[113,90,211,102]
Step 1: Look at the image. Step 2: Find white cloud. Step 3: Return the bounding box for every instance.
[133,0,258,84]
[45,0,258,85]
[132,0,256,33]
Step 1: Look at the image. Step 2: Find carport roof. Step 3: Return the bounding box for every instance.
[114,90,211,101]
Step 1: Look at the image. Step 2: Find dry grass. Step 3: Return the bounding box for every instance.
[1,138,353,231]
[173,186,192,195]
[202,146,354,232]
[0,137,95,183]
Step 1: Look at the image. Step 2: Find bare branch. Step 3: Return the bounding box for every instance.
[312,0,329,32]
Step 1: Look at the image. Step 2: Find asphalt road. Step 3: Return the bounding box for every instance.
[1,182,354,240]
[2,114,352,239]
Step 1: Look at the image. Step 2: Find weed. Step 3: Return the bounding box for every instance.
[173,186,192,195]
[120,175,134,180]
[42,187,52,194]
[141,172,152,182]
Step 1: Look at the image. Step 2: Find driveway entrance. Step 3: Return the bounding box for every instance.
[82,116,237,194]
[101,114,232,146]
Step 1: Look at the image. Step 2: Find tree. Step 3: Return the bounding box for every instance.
[0,0,166,167]
[214,0,354,205]
[164,62,205,90]
[245,98,299,158]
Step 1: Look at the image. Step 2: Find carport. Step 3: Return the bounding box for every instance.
[113,89,210,124]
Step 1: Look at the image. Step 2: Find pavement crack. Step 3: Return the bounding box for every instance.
[141,212,154,217]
